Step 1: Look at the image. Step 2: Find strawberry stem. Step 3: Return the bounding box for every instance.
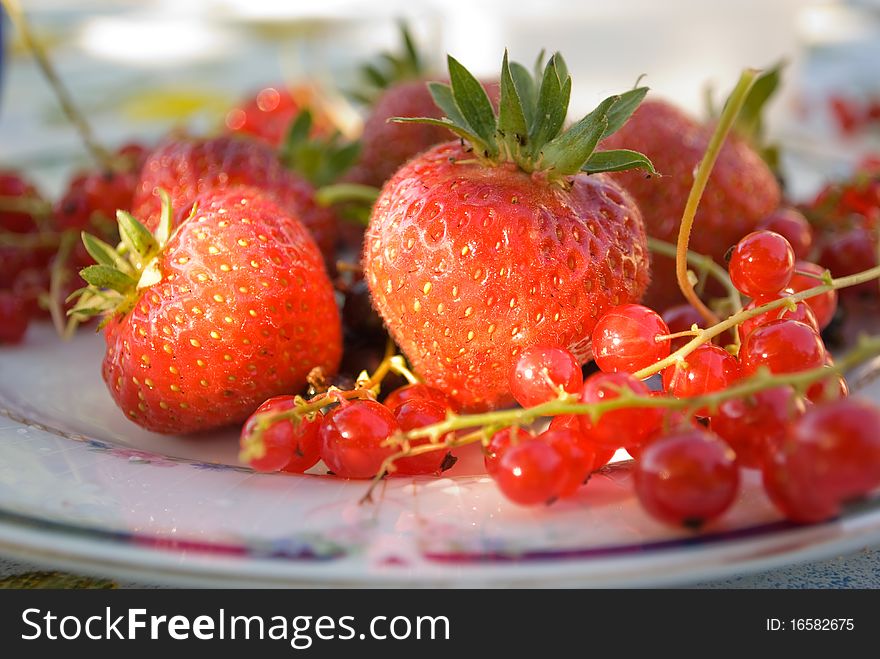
[676,68,759,325]
[1,0,114,170]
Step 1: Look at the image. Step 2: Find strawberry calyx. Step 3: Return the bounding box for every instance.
[351,22,426,105]
[393,51,657,184]
[279,109,361,188]
[67,190,176,328]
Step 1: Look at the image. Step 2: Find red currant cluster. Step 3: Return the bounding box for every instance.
[0,144,146,343]
[829,95,880,136]
[240,226,880,531]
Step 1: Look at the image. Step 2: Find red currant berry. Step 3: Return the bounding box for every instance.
[484,426,534,476]
[240,396,321,473]
[661,304,704,351]
[762,449,840,524]
[740,319,826,377]
[786,261,838,330]
[548,415,616,469]
[737,294,819,344]
[634,429,739,528]
[578,373,661,450]
[392,399,454,475]
[787,398,880,500]
[0,291,29,344]
[710,386,804,469]
[806,358,849,404]
[537,428,596,497]
[492,439,566,506]
[662,344,740,399]
[510,345,583,408]
[319,400,399,479]
[728,230,796,298]
[382,383,455,414]
[757,208,814,261]
[592,304,671,374]
[818,226,878,298]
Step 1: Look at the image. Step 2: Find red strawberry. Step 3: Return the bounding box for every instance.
[363,53,654,411]
[132,135,337,264]
[72,186,342,434]
[601,99,781,310]
[225,85,333,147]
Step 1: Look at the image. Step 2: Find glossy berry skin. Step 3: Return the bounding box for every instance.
[663,344,740,400]
[757,207,814,261]
[592,304,670,374]
[102,187,342,434]
[382,383,455,413]
[492,438,566,506]
[739,319,826,377]
[788,399,880,499]
[710,386,804,469]
[578,372,661,450]
[538,428,596,497]
[240,396,321,473]
[548,415,616,469]
[661,304,704,351]
[786,261,838,330]
[319,400,398,479]
[762,399,880,523]
[364,141,651,411]
[132,135,336,264]
[634,429,739,528]
[602,99,780,310]
[0,291,29,344]
[392,399,453,475]
[484,426,534,476]
[510,345,583,408]
[728,230,795,298]
[806,358,849,404]
[737,294,819,344]
[0,171,50,286]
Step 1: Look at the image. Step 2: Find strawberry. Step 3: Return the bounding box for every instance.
[131,135,337,265]
[71,186,342,434]
[363,53,655,411]
[344,24,499,189]
[601,99,781,310]
[225,85,334,147]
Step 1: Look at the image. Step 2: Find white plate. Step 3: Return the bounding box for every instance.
[1,324,879,588]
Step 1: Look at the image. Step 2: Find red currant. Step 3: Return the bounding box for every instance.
[240,396,321,473]
[578,373,661,450]
[662,344,740,399]
[634,429,739,528]
[591,304,671,374]
[818,226,878,298]
[382,383,455,413]
[786,261,838,330]
[710,386,804,469]
[492,439,566,505]
[740,319,826,377]
[510,345,583,407]
[537,427,596,497]
[806,357,849,404]
[548,415,616,469]
[728,230,796,298]
[392,399,454,475]
[757,207,814,261]
[737,294,819,344]
[661,304,704,351]
[319,400,399,479]
[484,426,534,476]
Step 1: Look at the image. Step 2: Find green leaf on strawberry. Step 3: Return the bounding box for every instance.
[393,51,656,183]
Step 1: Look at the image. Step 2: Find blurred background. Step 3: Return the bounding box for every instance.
[1,0,880,197]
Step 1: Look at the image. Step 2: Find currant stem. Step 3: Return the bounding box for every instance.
[656,329,701,342]
[675,69,759,326]
[1,0,114,170]
[634,262,880,380]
